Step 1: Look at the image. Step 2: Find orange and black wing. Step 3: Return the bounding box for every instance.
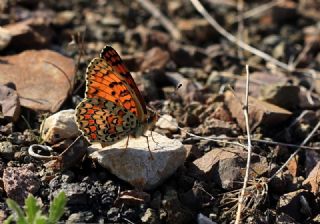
[84,57,142,117]
[100,45,148,116]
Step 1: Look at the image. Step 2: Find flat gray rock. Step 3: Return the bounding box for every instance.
[89,131,186,190]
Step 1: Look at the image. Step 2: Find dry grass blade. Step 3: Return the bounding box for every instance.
[220,178,268,218]
[136,0,182,41]
[189,0,290,71]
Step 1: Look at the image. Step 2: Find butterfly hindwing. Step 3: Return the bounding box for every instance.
[75,98,138,146]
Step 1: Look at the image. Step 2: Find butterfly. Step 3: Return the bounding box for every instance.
[75,45,158,149]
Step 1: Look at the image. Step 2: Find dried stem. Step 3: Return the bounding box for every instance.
[189,0,289,71]
[136,0,182,40]
[235,65,252,223]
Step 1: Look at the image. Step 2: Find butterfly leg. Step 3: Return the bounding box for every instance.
[125,135,130,149]
[143,135,154,160]
[150,131,160,147]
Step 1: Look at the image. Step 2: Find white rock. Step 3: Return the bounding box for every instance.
[41,109,80,144]
[89,131,186,190]
[0,27,11,50]
[155,114,178,132]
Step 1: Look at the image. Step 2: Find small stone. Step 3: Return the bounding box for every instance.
[53,11,76,27]
[197,213,217,224]
[303,162,320,194]
[41,109,80,144]
[66,212,94,224]
[156,114,178,132]
[0,27,11,50]
[0,84,20,122]
[162,187,193,223]
[59,183,88,205]
[89,131,186,190]
[0,141,15,160]
[141,208,160,224]
[140,47,170,71]
[277,189,317,222]
[3,164,41,205]
[177,18,217,44]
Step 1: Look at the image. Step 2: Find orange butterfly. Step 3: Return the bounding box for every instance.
[75,46,158,148]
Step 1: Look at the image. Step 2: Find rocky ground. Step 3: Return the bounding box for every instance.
[0,0,320,223]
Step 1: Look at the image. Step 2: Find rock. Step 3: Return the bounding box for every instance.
[272,0,297,24]
[161,187,194,224]
[177,18,217,44]
[234,71,288,98]
[224,91,292,131]
[44,135,88,171]
[141,208,160,224]
[303,26,320,49]
[115,190,150,206]
[0,84,20,122]
[277,189,317,222]
[303,162,320,194]
[0,50,76,112]
[52,10,76,27]
[0,141,15,160]
[89,131,186,190]
[66,212,95,224]
[298,0,320,20]
[155,114,178,132]
[59,183,88,205]
[0,27,11,50]
[260,85,300,110]
[189,147,269,190]
[140,47,170,71]
[3,164,40,205]
[168,42,206,67]
[3,18,53,50]
[197,213,217,224]
[41,109,80,144]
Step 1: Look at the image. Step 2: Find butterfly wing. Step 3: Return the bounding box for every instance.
[100,46,148,116]
[75,97,138,146]
[85,57,143,119]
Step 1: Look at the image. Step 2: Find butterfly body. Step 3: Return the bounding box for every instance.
[75,46,157,147]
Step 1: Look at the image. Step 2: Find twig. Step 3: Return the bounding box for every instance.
[237,0,244,59]
[136,0,182,41]
[235,65,252,223]
[189,0,290,71]
[234,0,285,23]
[269,120,320,181]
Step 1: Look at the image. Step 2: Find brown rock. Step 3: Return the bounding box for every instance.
[3,164,40,205]
[224,91,292,131]
[0,84,20,122]
[3,18,54,50]
[234,72,288,97]
[140,47,170,71]
[189,147,269,189]
[303,162,320,194]
[177,18,217,44]
[277,189,317,222]
[0,50,76,112]
[303,26,320,49]
[272,0,297,24]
